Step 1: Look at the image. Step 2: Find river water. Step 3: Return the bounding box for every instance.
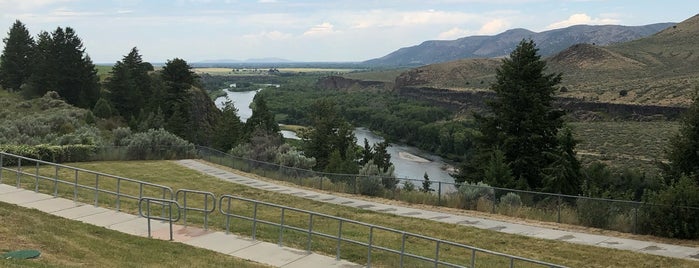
[215,89,457,185]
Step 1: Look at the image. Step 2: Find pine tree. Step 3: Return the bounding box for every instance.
[106,47,152,120]
[25,27,99,108]
[300,99,357,170]
[213,99,244,151]
[244,93,279,137]
[460,39,578,193]
[160,58,197,138]
[665,88,699,184]
[421,172,433,192]
[0,20,35,91]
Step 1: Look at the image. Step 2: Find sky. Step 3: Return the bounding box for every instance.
[0,0,697,63]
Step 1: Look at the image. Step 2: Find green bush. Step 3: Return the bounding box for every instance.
[576,197,613,228]
[500,192,522,208]
[458,182,494,209]
[402,180,416,192]
[0,144,97,165]
[358,176,384,197]
[638,176,699,239]
[125,128,195,160]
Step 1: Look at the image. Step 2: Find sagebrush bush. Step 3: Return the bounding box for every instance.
[638,176,699,239]
[125,128,195,160]
[500,192,522,208]
[458,182,494,209]
[358,176,384,197]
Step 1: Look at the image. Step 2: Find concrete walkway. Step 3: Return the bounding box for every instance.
[0,183,361,268]
[177,159,699,261]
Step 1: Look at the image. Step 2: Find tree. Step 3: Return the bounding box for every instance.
[106,47,152,121]
[244,93,279,137]
[372,141,392,173]
[213,98,244,151]
[26,27,99,108]
[160,58,197,138]
[300,99,357,170]
[665,88,699,184]
[0,20,35,91]
[459,39,578,193]
[421,172,433,192]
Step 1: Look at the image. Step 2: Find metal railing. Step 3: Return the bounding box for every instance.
[196,145,699,235]
[218,194,565,268]
[138,197,181,241]
[0,152,174,211]
[0,152,565,267]
[175,189,216,229]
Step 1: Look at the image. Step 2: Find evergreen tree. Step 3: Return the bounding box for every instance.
[459,39,579,193]
[160,58,197,138]
[360,138,373,165]
[26,27,99,108]
[213,99,244,151]
[244,93,279,136]
[106,47,152,121]
[0,20,35,91]
[372,141,392,173]
[421,172,433,192]
[665,88,699,184]
[300,99,357,170]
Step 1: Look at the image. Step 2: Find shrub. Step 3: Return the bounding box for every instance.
[358,176,384,197]
[125,128,195,160]
[112,127,132,146]
[638,176,699,239]
[500,192,522,208]
[402,180,416,192]
[576,197,613,228]
[458,182,494,209]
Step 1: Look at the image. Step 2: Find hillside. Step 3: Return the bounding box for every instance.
[364,23,674,67]
[389,14,699,107]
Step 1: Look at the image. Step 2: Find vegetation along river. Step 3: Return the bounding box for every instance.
[216,89,457,188]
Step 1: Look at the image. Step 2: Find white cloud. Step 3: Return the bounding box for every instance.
[0,0,75,10]
[478,19,509,34]
[437,27,471,39]
[349,10,479,29]
[258,0,277,3]
[303,22,337,36]
[546,13,620,29]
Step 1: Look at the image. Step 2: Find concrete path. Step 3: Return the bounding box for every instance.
[0,183,362,268]
[177,159,699,261]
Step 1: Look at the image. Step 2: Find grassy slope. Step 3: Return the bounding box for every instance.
[0,201,267,268]
[26,160,695,268]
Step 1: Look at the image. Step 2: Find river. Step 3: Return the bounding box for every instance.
[215,89,457,186]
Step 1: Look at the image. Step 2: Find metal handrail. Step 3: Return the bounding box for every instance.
[218,194,565,268]
[138,197,181,241]
[175,189,216,229]
[0,152,174,211]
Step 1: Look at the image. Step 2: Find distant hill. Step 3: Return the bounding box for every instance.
[364,23,674,67]
[389,14,699,107]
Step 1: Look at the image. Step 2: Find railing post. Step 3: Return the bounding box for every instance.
[94,174,99,207]
[116,178,121,211]
[53,165,59,197]
[279,208,285,246]
[557,195,562,223]
[74,170,78,202]
[400,232,406,267]
[16,158,21,188]
[633,205,639,234]
[367,226,374,268]
[470,249,476,268]
[307,214,314,253]
[252,202,258,240]
[168,202,174,241]
[183,192,188,227]
[146,200,152,238]
[34,161,39,192]
[434,240,441,268]
[437,182,442,206]
[204,193,208,230]
[225,197,232,234]
[336,220,343,261]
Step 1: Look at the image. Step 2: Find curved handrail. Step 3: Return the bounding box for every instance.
[175,189,216,229]
[138,197,181,241]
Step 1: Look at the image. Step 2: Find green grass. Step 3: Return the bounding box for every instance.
[3,160,696,267]
[0,201,268,268]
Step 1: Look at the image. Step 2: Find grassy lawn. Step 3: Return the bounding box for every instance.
[0,201,268,268]
[4,160,694,267]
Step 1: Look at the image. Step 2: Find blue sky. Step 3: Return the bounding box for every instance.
[0,0,697,63]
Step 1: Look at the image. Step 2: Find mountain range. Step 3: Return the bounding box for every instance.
[390,14,699,107]
[364,23,675,67]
